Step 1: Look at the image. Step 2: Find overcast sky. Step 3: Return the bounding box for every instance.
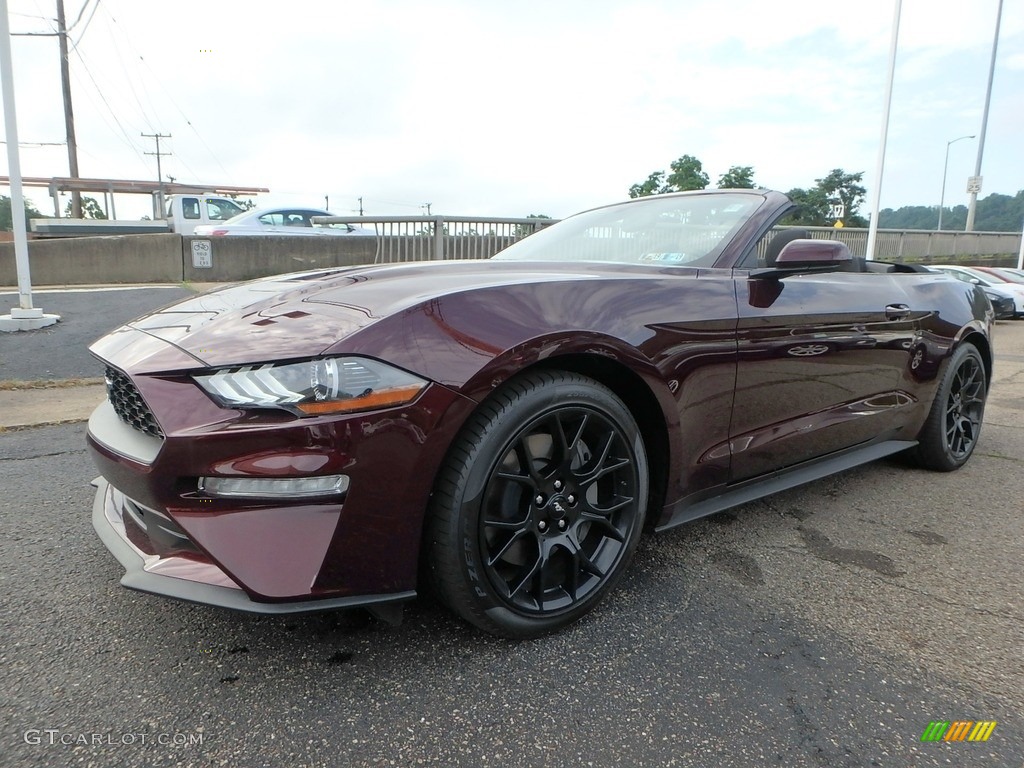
[2,0,1022,221]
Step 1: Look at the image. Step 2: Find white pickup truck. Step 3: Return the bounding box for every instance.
[30,194,251,237]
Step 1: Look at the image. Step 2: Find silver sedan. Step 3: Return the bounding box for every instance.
[194,207,375,237]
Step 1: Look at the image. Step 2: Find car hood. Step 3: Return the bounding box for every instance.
[91,260,684,372]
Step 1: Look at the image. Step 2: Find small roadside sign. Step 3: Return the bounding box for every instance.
[967,176,983,194]
[191,239,212,269]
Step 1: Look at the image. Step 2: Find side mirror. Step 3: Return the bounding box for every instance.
[750,239,854,280]
[774,239,853,268]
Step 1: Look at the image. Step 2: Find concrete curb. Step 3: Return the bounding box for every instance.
[0,383,105,430]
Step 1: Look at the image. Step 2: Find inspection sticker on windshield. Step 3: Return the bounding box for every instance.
[639,252,686,263]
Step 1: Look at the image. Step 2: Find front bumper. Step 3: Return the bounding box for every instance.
[92,476,413,613]
[87,371,476,612]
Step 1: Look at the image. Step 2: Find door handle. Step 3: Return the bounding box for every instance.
[885,303,911,320]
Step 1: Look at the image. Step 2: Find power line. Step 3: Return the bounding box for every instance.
[66,0,92,31]
[69,0,100,48]
[69,47,148,165]
[102,14,156,133]
[56,0,82,217]
[99,4,230,178]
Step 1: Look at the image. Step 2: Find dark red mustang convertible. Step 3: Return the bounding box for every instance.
[87,190,992,638]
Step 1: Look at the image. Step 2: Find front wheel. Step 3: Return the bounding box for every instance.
[425,371,648,639]
[910,342,987,471]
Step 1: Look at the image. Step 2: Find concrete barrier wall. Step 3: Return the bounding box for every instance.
[0,234,382,286]
[181,236,378,283]
[1,231,1021,287]
[0,234,184,285]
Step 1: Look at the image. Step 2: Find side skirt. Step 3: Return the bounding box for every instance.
[656,439,917,532]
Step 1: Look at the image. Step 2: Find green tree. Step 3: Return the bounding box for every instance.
[781,187,829,225]
[814,168,868,226]
[515,214,553,238]
[880,190,1024,232]
[628,171,669,199]
[628,155,709,198]
[781,169,868,226]
[64,195,107,219]
[665,155,710,191]
[227,193,257,211]
[717,165,756,189]
[0,195,44,231]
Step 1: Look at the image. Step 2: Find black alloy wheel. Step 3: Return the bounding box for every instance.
[426,371,648,639]
[911,343,987,471]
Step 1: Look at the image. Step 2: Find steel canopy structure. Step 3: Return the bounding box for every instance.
[0,176,269,218]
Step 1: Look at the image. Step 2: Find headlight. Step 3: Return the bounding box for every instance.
[982,291,1002,303]
[194,357,427,415]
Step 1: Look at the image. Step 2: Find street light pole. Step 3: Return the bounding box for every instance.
[965,0,1003,232]
[0,0,58,331]
[938,135,974,231]
[865,0,902,261]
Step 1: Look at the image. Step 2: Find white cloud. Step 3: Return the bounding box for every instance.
[1,0,1021,220]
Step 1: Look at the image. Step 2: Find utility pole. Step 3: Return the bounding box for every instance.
[965,0,1003,232]
[55,0,81,217]
[142,132,171,216]
[422,203,432,215]
[358,196,363,216]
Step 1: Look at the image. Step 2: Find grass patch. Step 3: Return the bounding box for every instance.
[0,377,104,391]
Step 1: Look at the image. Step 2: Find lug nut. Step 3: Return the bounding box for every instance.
[554,480,563,490]
[566,494,576,504]
[538,520,548,532]
[535,495,544,504]
[557,519,567,531]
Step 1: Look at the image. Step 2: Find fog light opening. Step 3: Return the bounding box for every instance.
[198,475,350,499]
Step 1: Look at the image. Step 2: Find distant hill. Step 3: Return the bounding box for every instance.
[878,190,1024,232]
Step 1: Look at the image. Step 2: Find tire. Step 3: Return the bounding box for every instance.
[909,343,987,471]
[425,370,648,639]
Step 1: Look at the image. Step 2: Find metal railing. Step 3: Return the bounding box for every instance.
[774,226,1022,262]
[313,216,1021,266]
[314,215,557,263]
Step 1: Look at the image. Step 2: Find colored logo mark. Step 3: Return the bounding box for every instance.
[921,721,997,742]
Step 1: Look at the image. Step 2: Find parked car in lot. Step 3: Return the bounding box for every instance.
[87,189,993,639]
[929,264,1024,317]
[971,266,1024,288]
[981,290,1016,320]
[193,207,375,237]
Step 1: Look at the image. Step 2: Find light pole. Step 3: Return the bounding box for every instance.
[965,0,1003,231]
[938,135,974,231]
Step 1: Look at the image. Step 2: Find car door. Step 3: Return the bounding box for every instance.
[728,269,920,482]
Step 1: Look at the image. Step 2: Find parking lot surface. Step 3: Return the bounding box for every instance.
[1,288,1021,767]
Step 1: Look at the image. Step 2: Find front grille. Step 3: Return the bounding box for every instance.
[105,366,164,438]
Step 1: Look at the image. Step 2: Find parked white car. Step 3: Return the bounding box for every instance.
[194,207,375,237]
[930,264,1024,317]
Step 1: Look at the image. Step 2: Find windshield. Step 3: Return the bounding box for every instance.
[494,193,763,267]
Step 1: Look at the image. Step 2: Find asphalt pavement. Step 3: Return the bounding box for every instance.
[1,287,1022,767]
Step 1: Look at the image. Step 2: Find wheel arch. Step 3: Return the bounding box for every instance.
[533,354,669,523]
[961,329,992,391]
[476,351,673,530]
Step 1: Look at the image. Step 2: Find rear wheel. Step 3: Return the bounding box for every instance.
[910,343,986,471]
[426,371,648,639]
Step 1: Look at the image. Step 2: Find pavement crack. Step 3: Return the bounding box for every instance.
[0,449,86,462]
[857,571,1023,623]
